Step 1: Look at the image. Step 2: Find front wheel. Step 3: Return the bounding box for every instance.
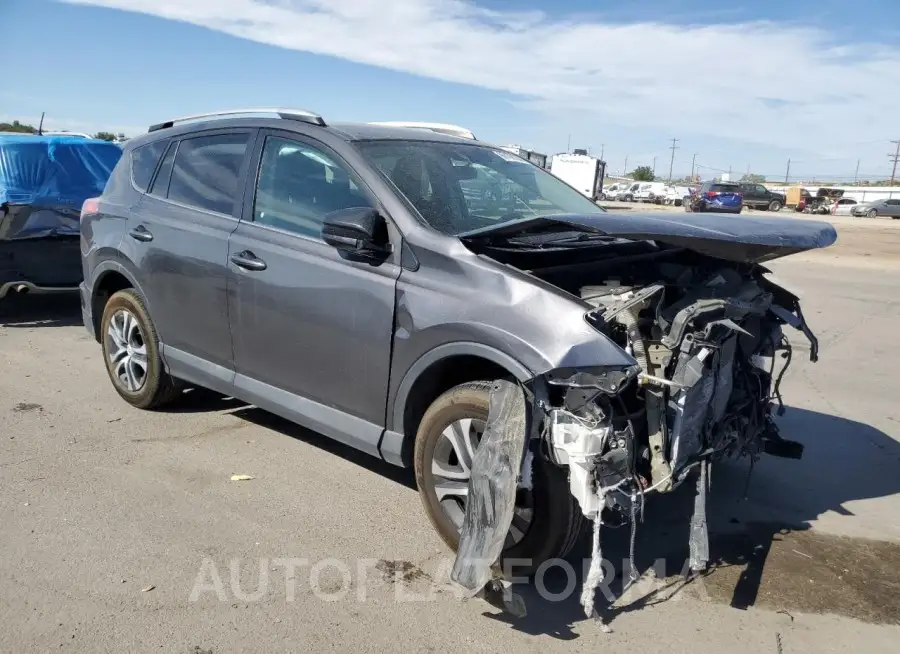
[100,289,180,409]
[413,381,584,574]
[868,209,877,218]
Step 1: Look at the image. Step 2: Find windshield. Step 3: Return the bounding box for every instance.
[356,140,604,235]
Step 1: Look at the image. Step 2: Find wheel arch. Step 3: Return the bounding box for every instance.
[89,262,145,342]
[385,342,533,467]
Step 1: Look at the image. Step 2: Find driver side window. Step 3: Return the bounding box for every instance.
[253,136,372,239]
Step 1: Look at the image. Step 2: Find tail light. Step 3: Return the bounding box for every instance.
[705,191,717,198]
[81,197,100,221]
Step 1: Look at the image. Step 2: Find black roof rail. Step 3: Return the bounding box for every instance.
[148,108,326,133]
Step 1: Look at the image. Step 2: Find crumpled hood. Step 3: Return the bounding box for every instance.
[462,212,837,263]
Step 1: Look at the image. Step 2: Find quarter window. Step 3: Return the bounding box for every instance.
[253,136,372,239]
[131,139,168,192]
[167,133,249,215]
[149,141,176,197]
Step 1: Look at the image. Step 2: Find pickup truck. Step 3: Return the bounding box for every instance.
[739,182,785,211]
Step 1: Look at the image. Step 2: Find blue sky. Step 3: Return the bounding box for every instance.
[3,0,899,181]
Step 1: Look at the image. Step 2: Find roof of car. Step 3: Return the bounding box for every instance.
[325,122,483,143]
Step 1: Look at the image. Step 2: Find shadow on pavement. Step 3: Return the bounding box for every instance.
[229,405,417,491]
[477,406,900,638]
[0,292,82,328]
[159,387,249,414]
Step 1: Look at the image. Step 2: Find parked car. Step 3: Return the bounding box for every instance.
[0,134,122,300]
[600,181,631,200]
[829,197,858,216]
[738,183,785,211]
[850,198,900,219]
[684,180,743,214]
[634,181,667,204]
[663,185,691,206]
[80,108,835,599]
[615,181,641,201]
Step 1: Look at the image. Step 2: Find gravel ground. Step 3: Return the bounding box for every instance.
[1,216,899,653]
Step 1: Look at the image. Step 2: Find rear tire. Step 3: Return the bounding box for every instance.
[768,200,782,212]
[413,381,584,574]
[100,289,180,410]
[867,209,877,218]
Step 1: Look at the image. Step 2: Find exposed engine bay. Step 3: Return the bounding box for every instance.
[450,240,820,621]
[552,261,811,519]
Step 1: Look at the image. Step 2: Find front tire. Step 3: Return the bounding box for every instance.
[100,289,179,409]
[867,209,877,218]
[413,381,584,574]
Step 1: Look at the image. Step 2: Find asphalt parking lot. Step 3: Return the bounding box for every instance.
[2,214,900,652]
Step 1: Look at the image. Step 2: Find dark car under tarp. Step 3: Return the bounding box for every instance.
[0,134,122,299]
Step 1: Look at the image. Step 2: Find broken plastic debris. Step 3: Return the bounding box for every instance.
[580,488,606,618]
[141,585,155,592]
[451,380,528,594]
[230,474,255,481]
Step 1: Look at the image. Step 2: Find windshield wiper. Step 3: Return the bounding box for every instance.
[504,232,620,248]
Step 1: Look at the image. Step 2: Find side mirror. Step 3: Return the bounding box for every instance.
[321,207,392,261]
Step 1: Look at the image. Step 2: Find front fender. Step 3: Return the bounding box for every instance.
[389,340,534,433]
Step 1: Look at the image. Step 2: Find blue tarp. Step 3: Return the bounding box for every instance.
[0,134,121,205]
[0,135,122,240]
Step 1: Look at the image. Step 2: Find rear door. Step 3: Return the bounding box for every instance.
[739,183,760,206]
[885,199,900,217]
[124,128,256,389]
[227,129,401,455]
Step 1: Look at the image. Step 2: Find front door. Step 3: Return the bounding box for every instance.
[227,130,401,456]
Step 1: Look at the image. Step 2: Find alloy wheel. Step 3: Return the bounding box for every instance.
[105,309,148,392]
[430,417,534,547]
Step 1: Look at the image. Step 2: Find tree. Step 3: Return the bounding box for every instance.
[740,173,766,183]
[0,120,37,134]
[629,166,655,181]
[93,131,117,141]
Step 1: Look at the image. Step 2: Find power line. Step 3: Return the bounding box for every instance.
[889,140,900,187]
[668,137,679,182]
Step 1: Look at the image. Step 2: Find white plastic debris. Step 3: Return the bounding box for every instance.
[549,409,610,517]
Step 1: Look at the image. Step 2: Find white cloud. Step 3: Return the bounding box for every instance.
[61,0,899,156]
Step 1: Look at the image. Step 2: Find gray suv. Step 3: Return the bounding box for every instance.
[81,109,836,580]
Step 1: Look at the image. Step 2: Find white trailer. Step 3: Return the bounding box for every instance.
[549,152,607,200]
[500,144,548,168]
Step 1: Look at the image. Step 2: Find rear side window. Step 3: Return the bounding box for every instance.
[131,139,168,192]
[167,133,249,215]
[149,141,177,197]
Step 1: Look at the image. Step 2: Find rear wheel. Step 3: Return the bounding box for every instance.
[100,289,179,409]
[413,381,584,574]
[867,208,877,218]
[768,199,782,212]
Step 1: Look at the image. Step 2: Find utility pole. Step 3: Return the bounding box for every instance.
[854,159,860,186]
[889,141,900,187]
[784,158,791,185]
[668,137,679,182]
[652,156,658,176]
[566,133,571,152]
[624,155,628,176]
[599,144,605,160]
[691,153,698,181]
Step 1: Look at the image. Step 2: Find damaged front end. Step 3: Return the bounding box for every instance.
[451,261,820,618]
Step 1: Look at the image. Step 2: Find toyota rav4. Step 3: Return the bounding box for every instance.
[80,109,837,613]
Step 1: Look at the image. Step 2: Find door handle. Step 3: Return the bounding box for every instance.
[128,225,153,242]
[230,251,267,271]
